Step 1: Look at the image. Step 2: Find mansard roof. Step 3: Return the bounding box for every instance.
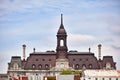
[102,56,116,69]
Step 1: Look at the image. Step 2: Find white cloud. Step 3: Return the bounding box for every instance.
[68,34,97,47]
[0,0,120,73]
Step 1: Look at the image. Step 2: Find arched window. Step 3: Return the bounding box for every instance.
[106,62,111,69]
[38,64,42,69]
[45,64,49,69]
[82,64,86,70]
[89,64,92,69]
[13,63,18,70]
[75,64,79,69]
[60,40,64,46]
[32,64,36,69]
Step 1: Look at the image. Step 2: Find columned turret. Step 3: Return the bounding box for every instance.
[56,14,68,59]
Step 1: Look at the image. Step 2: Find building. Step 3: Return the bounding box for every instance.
[81,70,120,80]
[7,14,116,80]
[0,74,8,80]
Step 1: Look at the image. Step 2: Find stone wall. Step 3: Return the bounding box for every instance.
[57,75,74,80]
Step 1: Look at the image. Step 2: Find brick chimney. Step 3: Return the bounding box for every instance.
[98,44,102,60]
[22,44,26,60]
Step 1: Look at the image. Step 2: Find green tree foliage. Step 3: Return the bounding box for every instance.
[60,69,72,75]
[60,69,83,75]
[47,77,56,80]
[74,71,82,75]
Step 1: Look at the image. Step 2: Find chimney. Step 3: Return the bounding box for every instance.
[22,44,26,60]
[98,44,102,60]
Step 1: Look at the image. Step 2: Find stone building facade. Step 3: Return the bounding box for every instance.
[7,14,116,80]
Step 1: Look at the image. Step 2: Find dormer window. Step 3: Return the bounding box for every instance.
[32,64,36,69]
[82,64,86,70]
[79,59,82,61]
[42,59,45,61]
[49,59,51,61]
[89,64,92,69]
[36,59,38,61]
[38,64,42,69]
[45,64,49,69]
[73,59,75,61]
[75,64,79,69]
[106,62,111,69]
[86,59,88,61]
[13,63,18,70]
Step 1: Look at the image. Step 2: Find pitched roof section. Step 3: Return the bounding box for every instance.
[57,14,67,34]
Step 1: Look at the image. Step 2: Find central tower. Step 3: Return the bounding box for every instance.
[56,14,68,59]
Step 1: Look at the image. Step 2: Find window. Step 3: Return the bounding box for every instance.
[106,62,111,69]
[82,64,86,70]
[32,64,36,69]
[31,76,33,80]
[42,59,45,61]
[86,59,88,61]
[38,64,42,69]
[79,59,82,61]
[75,64,79,69]
[36,59,38,61]
[45,64,49,69]
[49,59,51,61]
[60,40,64,46]
[13,63,18,70]
[89,64,92,69]
[73,59,75,61]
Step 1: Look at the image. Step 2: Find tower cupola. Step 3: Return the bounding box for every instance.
[56,14,68,59]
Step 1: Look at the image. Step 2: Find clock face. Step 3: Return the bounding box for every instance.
[60,63,64,68]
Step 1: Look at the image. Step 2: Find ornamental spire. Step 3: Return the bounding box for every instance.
[57,14,67,34]
[60,14,64,29]
[61,14,63,25]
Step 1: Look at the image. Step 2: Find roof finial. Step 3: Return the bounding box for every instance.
[33,48,35,53]
[61,14,63,25]
[89,48,91,53]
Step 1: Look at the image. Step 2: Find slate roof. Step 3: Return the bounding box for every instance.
[24,51,100,70]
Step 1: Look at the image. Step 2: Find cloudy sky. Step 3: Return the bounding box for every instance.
[0,0,120,73]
